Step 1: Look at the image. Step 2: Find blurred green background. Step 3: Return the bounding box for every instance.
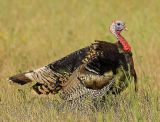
[0,0,159,121]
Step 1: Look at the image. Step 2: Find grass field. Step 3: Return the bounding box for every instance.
[0,0,160,121]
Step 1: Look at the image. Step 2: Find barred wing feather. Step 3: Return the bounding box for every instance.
[9,47,90,94]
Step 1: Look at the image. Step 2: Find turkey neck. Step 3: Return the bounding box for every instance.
[115,31,131,53]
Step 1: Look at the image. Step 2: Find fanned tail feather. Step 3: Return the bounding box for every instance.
[9,66,63,94]
[9,71,33,85]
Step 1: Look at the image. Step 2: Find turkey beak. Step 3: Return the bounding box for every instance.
[124,26,128,31]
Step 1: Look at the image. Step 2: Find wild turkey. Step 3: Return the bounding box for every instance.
[9,20,137,101]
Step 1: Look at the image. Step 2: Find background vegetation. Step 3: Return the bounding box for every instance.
[0,0,159,121]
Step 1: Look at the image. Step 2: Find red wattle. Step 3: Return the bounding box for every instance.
[117,33,131,52]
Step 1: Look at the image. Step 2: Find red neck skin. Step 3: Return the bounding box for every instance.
[116,31,131,52]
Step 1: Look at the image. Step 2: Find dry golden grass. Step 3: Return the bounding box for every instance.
[0,0,160,121]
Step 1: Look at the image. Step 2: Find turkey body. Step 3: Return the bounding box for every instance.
[9,40,137,101]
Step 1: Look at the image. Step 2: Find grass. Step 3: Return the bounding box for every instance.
[0,0,160,121]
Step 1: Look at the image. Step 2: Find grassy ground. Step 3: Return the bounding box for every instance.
[0,0,160,121]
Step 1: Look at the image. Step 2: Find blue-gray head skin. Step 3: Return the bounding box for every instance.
[109,20,127,37]
[109,20,131,52]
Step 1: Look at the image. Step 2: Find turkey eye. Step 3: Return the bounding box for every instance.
[117,23,121,26]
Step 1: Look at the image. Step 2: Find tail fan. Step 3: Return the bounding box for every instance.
[9,71,33,85]
[9,66,64,94]
[9,66,60,85]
